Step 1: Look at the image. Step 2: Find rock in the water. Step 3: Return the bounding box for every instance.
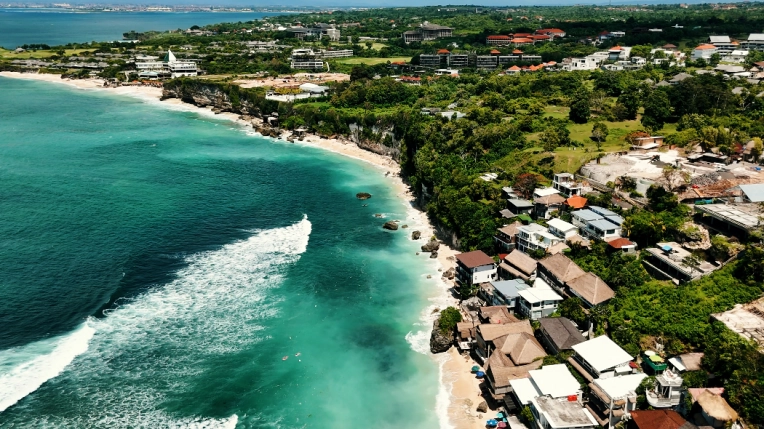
[421,239,440,252]
[443,267,455,280]
[430,251,438,259]
[401,224,408,229]
[429,316,453,354]
[476,401,488,413]
[356,192,372,200]
[383,221,399,231]
[412,230,421,240]
[416,252,420,255]
[427,275,432,279]
[374,213,383,218]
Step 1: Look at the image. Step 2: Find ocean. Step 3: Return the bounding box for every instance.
[0,9,286,49]
[0,77,443,428]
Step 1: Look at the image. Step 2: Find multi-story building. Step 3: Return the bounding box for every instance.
[487,35,512,46]
[692,44,718,60]
[553,172,584,197]
[319,49,354,59]
[569,335,634,381]
[517,224,564,253]
[517,279,563,320]
[402,22,453,43]
[588,374,647,428]
[709,35,737,54]
[455,250,497,287]
[476,55,499,69]
[290,49,324,70]
[742,33,764,51]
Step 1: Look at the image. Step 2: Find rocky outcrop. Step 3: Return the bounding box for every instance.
[411,230,421,240]
[356,192,372,200]
[430,251,438,259]
[430,316,453,354]
[421,239,440,252]
[383,221,399,231]
[476,401,488,413]
[442,267,455,280]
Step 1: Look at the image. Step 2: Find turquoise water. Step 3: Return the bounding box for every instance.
[0,77,441,428]
[0,9,285,49]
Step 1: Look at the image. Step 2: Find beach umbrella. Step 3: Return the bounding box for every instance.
[471,365,481,372]
[486,419,498,427]
[496,412,504,419]
[476,371,485,378]
[497,422,507,428]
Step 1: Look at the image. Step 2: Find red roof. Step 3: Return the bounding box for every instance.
[546,61,557,66]
[400,76,421,82]
[391,61,406,65]
[630,410,690,429]
[695,44,716,50]
[508,65,521,71]
[455,250,495,269]
[610,45,622,51]
[512,38,533,43]
[608,238,636,249]
[531,35,551,40]
[512,49,524,54]
[488,35,511,40]
[537,28,564,34]
[513,33,531,37]
[565,195,587,209]
[437,49,451,54]
[490,49,501,54]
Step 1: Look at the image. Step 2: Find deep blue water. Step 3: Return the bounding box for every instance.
[0,77,441,428]
[0,9,286,49]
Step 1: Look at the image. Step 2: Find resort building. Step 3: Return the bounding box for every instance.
[566,272,615,308]
[534,193,566,220]
[587,373,647,428]
[475,320,535,358]
[455,250,497,287]
[517,279,564,320]
[494,221,523,252]
[537,253,586,295]
[529,396,599,429]
[402,22,453,43]
[646,369,684,409]
[628,410,695,429]
[508,363,581,411]
[479,279,529,311]
[569,335,634,381]
[553,173,584,197]
[517,224,564,253]
[499,249,537,281]
[692,44,718,60]
[537,317,586,354]
[709,35,737,54]
[547,218,579,240]
[136,50,198,79]
[689,389,739,429]
[289,49,324,70]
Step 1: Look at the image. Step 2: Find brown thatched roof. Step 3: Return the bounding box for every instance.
[499,332,546,365]
[504,249,537,276]
[535,194,566,206]
[539,317,585,351]
[538,253,585,283]
[477,320,533,342]
[566,272,615,306]
[456,250,495,268]
[695,390,738,422]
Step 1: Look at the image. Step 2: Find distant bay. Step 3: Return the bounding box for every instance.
[0,9,287,49]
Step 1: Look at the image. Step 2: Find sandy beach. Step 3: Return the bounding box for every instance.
[0,71,482,429]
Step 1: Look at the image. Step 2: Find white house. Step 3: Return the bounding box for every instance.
[517,224,564,253]
[530,396,599,429]
[724,49,749,63]
[547,218,579,239]
[517,279,563,320]
[692,44,718,60]
[455,250,497,287]
[510,363,582,407]
[585,219,622,240]
[562,57,600,71]
[570,335,634,380]
[588,374,647,428]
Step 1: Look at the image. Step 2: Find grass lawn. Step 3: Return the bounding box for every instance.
[0,48,93,59]
[336,57,410,65]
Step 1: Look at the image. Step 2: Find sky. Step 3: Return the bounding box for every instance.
[33,0,751,7]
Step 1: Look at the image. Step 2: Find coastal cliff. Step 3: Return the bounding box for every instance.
[161,79,401,160]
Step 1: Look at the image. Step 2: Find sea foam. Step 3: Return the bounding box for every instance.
[0,217,311,426]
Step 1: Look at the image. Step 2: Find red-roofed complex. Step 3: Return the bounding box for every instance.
[536,28,566,38]
[487,35,511,46]
[512,37,534,46]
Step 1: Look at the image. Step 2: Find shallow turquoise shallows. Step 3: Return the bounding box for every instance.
[0,77,440,428]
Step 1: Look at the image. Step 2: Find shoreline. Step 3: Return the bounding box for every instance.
[0,71,480,429]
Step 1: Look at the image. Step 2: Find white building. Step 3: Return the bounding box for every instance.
[588,374,647,428]
[552,173,584,197]
[517,279,563,320]
[510,363,582,407]
[561,57,601,71]
[517,224,564,253]
[692,44,718,60]
[742,33,764,51]
[724,49,749,63]
[547,218,579,239]
[455,250,497,287]
[163,50,197,78]
[290,49,324,70]
[570,335,634,380]
[709,35,737,54]
[530,396,599,429]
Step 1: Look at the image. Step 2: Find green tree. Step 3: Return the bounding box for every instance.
[615,86,640,120]
[541,125,571,152]
[569,88,591,124]
[709,53,721,66]
[438,307,462,334]
[642,90,672,132]
[591,122,609,150]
